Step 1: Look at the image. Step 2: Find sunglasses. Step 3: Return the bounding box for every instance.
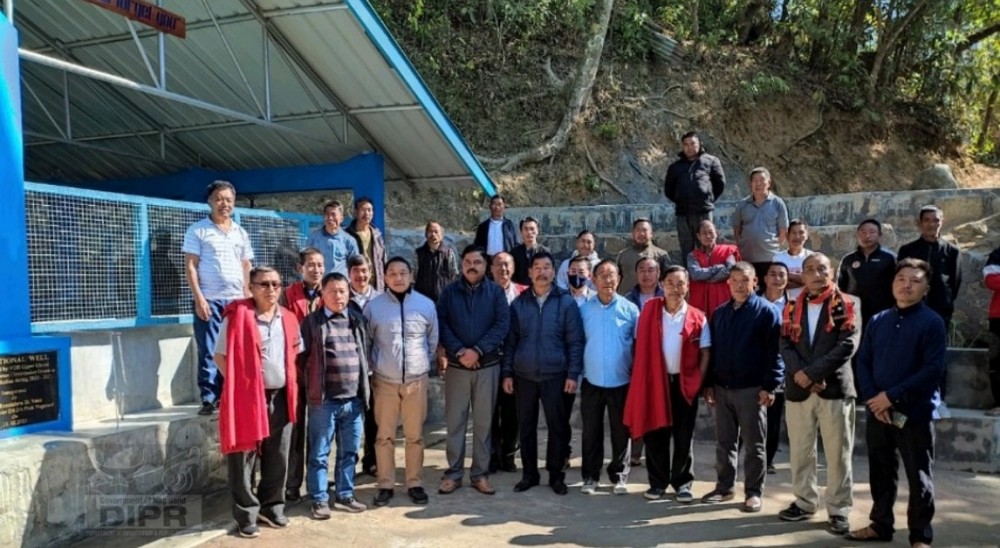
[253,281,281,289]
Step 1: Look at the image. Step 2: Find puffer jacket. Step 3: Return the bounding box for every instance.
[364,288,439,383]
[502,285,584,382]
[663,151,726,215]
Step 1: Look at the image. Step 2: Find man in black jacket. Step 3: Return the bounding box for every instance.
[473,195,518,258]
[664,131,727,259]
[777,254,860,535]
[897,205,961,415]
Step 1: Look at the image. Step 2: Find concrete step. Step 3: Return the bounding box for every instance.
[0,405,224,548]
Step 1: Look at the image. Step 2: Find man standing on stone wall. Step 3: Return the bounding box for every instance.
[664,131,727,259]
[777,254,860,535]
[733,167,789,285]
[896,205,961,417]
[474,194,519,258]
[183,180,254,416]
[617,219,671,296]
[347,197,387,291]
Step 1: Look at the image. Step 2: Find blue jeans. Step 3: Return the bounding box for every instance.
[193,299,230,404]
[307,397,363,502]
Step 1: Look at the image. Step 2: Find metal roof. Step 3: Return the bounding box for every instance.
[13,0,496,194]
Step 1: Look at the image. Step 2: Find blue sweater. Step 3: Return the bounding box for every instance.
[856,302,946,422]
[707,293,784,392]
[436,278,510,368]
[503,286,585,382]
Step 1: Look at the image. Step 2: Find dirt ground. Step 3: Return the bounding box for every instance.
[82,425,1000,548]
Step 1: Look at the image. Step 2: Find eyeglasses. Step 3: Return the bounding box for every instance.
[253,281,281,289]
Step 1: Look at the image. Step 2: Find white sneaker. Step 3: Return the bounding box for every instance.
[613,479,628,495]
[581,479,598,495]
[938,402,952,419]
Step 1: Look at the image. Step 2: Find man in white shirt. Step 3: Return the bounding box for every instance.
[473,195,518,258]
[773,219,812,299]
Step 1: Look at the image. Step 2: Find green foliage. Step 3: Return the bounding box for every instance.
[594,122,620,140]
[611,2,652,59]
[730,73,790,108]
[583,174,601,192]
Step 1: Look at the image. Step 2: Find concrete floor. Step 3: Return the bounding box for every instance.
[74,424,1000,548]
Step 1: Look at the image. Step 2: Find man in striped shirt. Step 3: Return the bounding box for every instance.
[182,180,254,416]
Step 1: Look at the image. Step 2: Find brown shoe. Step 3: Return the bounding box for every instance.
[438,478,461,494]
[471,477,496,495]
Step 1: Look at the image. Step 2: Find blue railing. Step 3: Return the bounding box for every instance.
[25,182,322,333]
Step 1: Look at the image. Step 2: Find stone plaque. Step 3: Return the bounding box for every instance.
[0,351,59,430]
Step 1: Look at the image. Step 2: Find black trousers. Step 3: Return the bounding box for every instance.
[677,212,712,261]
[644,376,699,491]
[991,319,1000,407]
[491,386,519,467]
[866,411,935,545]
[580,380,629,482]
[564,390,576,457]
[361,385,378,472]
[228,387,292,526]
[515,376,569,482]
[766,391,785,467]
[286,381,306,491]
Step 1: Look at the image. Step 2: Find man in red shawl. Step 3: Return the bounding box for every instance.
[687,220,740,318]
[624,265,711,504]
[278,247,324,502]
[214,266,302,538]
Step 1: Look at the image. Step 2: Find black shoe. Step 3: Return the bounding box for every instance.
[237,522,260,538]
[500,460,518,473]
[198,402,214,416]
[778,503,815,522]
[828,515,850,535]
[767,464,777,474]
[489,457,500,474]
[360,462,377,477]
[285,488,301,502]
[643,487,667,500]
[373,489,394,507]
[513,477,539,492]
[408,487,429,505]
[257,511,288,528]
[550,479,568,495]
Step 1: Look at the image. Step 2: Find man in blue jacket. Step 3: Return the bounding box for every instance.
[436,246,510,497]
[502,252,585,495]
[702,261,783,513]
[847,258,945,548]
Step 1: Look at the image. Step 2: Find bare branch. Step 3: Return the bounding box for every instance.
[543,57,566,89]
[582,137,627,197]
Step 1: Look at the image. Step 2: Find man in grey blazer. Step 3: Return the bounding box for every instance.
[776,253,861,535]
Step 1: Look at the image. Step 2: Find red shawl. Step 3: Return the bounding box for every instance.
[218,299,300,454]
[689,244,741,318]
[623,298,706,439]
[781,283,856,343]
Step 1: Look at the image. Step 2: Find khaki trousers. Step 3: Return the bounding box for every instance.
[785,393,855,517]
[373,376,428,489]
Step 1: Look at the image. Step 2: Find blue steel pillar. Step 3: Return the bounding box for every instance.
[1,14,72,438]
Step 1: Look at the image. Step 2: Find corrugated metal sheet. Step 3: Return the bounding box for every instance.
[15,0,494,193]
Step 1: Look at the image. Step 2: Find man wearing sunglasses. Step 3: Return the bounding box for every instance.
[214,267,304,538]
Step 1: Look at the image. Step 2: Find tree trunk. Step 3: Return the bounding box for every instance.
[867,0,929,105]
[480,0,615,172]
[976,83,999,150]
[691,0,699,42]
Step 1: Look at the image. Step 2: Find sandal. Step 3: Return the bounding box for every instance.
[845,525,892,542]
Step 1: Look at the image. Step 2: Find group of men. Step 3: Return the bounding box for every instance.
[180,132,984,546]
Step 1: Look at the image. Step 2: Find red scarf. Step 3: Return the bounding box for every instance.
[218,299,299,454]
[781,284,856,343]
[623,298,705,439]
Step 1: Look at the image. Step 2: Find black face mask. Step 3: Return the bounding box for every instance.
[568,274,588,289]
